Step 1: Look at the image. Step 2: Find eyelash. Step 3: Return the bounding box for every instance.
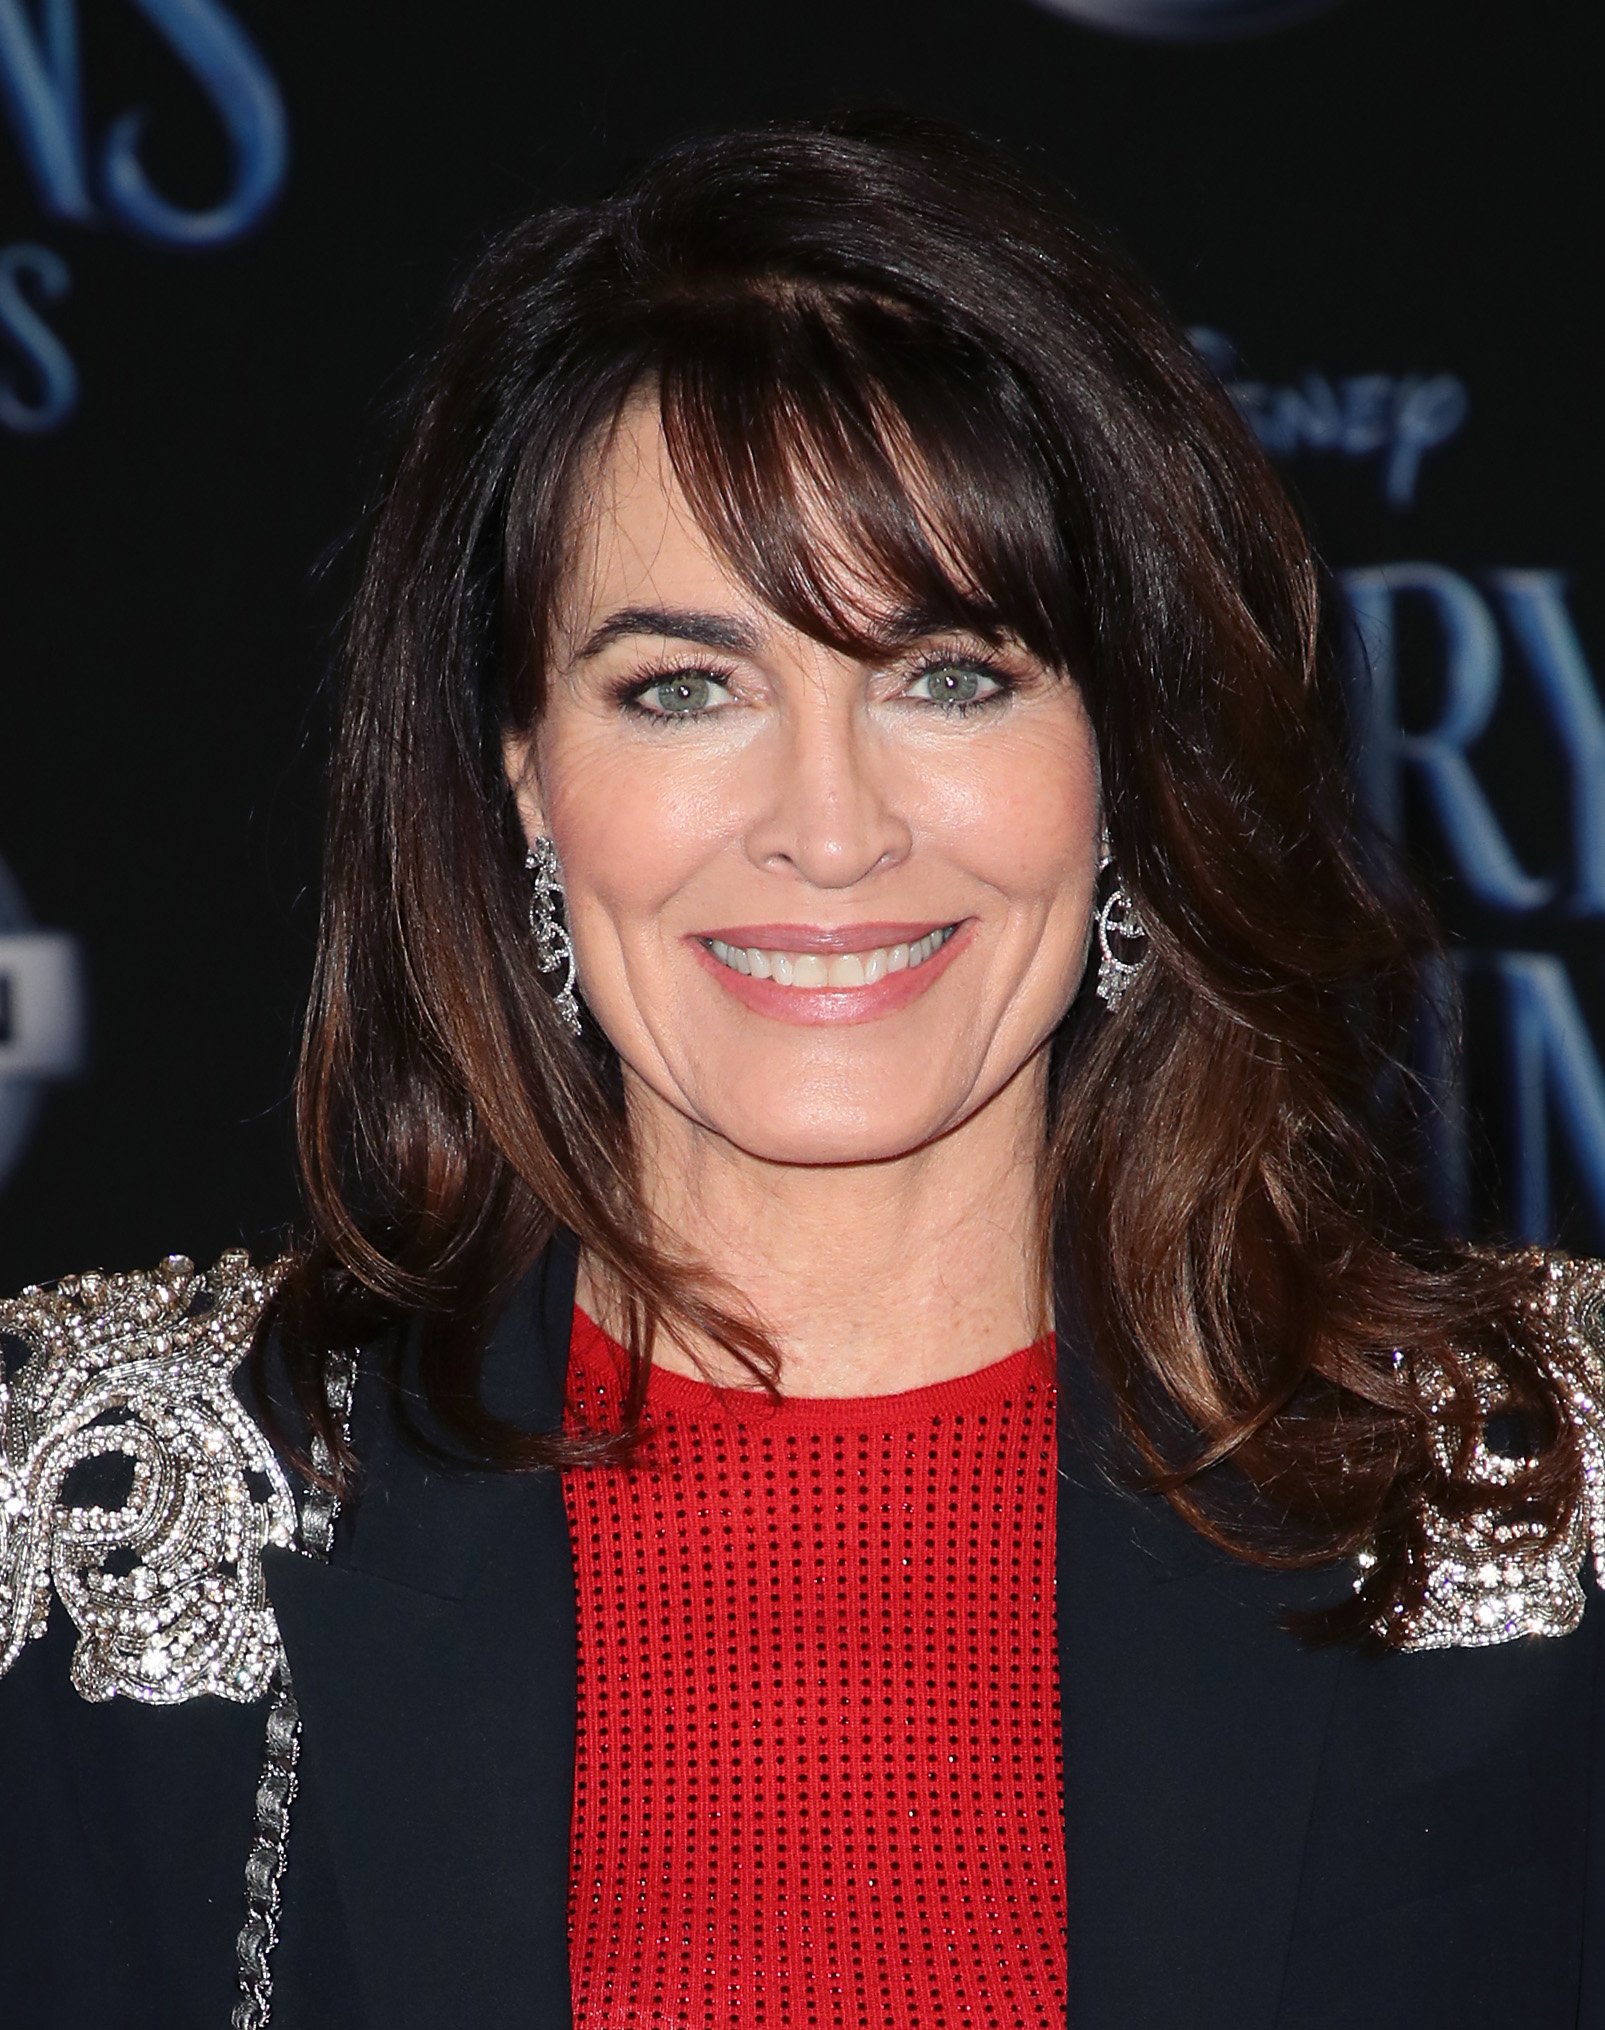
[610,648,1021,727]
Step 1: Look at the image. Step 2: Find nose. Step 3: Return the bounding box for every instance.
[744,685,914,889]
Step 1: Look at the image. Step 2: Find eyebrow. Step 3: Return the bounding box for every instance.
[572,606,763,660]
[570,600,1003,664]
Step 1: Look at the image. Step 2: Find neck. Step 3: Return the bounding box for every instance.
[580,1057,1051,1398]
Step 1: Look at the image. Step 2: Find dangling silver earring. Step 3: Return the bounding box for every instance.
[1095,838,1148,1011]
[525,836,581,1037]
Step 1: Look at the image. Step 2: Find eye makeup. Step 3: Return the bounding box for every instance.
[604,641,1030,727]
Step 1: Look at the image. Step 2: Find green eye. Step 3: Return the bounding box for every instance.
[909,662,1001,708]
[623,668,735,724]
[649,674,715,713]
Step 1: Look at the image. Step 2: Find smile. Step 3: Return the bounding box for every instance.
[690,919,972,1026]
[702,926,958,989]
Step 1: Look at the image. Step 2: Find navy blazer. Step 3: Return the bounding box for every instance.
[3,1234,1603,2029]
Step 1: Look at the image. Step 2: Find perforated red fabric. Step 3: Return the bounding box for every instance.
[562,1307,1067,2029]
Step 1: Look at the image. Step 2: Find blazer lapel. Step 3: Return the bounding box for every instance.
[1055,1299,1344,2030]
[266,1238,581,2030]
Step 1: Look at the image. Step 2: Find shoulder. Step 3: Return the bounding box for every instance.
[1377,1247,1605,1652]
[1526,1247,1605,1396]
[0,1250,300,1704]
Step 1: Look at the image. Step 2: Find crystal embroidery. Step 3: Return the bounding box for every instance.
[0,1251,294,1703]
[1362,1250,1605,1651]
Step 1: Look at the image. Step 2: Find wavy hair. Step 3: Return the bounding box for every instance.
[264,112,1580,1641]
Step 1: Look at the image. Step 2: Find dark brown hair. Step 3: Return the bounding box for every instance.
[267,111,1581,1640]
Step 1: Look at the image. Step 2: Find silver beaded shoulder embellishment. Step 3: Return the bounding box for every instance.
[1364,1250,1605,1652]
[0,1250,295,1703]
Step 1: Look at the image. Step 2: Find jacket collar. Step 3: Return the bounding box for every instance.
[267,1240,1343,2030]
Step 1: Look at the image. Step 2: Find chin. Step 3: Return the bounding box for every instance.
[696,1091,966,1170]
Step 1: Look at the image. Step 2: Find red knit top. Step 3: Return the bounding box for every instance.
[561,1307,1067,2029]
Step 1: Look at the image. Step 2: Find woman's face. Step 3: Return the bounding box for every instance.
[507,403,1103,1170]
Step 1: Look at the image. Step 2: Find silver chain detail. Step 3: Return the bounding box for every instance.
[230,1659,301,2029]
[230,1349,355,2027]
[297,1352,355,1562]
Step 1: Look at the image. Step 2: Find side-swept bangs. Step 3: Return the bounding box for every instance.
[653,284,1080,674]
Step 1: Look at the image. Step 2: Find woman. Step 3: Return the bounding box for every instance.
[2,112,1602,2030]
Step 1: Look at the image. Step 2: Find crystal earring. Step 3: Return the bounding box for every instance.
[525,836,581,1037]
[1095,840,1148,1011]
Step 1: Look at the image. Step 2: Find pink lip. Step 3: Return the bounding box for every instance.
[697,921,953,956]
[689,920,973,1026]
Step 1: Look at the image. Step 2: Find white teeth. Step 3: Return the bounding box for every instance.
[705,926,956,989]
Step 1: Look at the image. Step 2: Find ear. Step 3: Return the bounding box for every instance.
[501,727,547,842]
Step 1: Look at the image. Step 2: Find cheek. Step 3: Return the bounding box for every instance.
[928,726,1100,905]
[540,731,734,933]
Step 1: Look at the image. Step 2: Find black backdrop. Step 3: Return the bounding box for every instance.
[1,0,1599,1289]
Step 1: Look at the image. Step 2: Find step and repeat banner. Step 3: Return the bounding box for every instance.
[0,0,1597,1285]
